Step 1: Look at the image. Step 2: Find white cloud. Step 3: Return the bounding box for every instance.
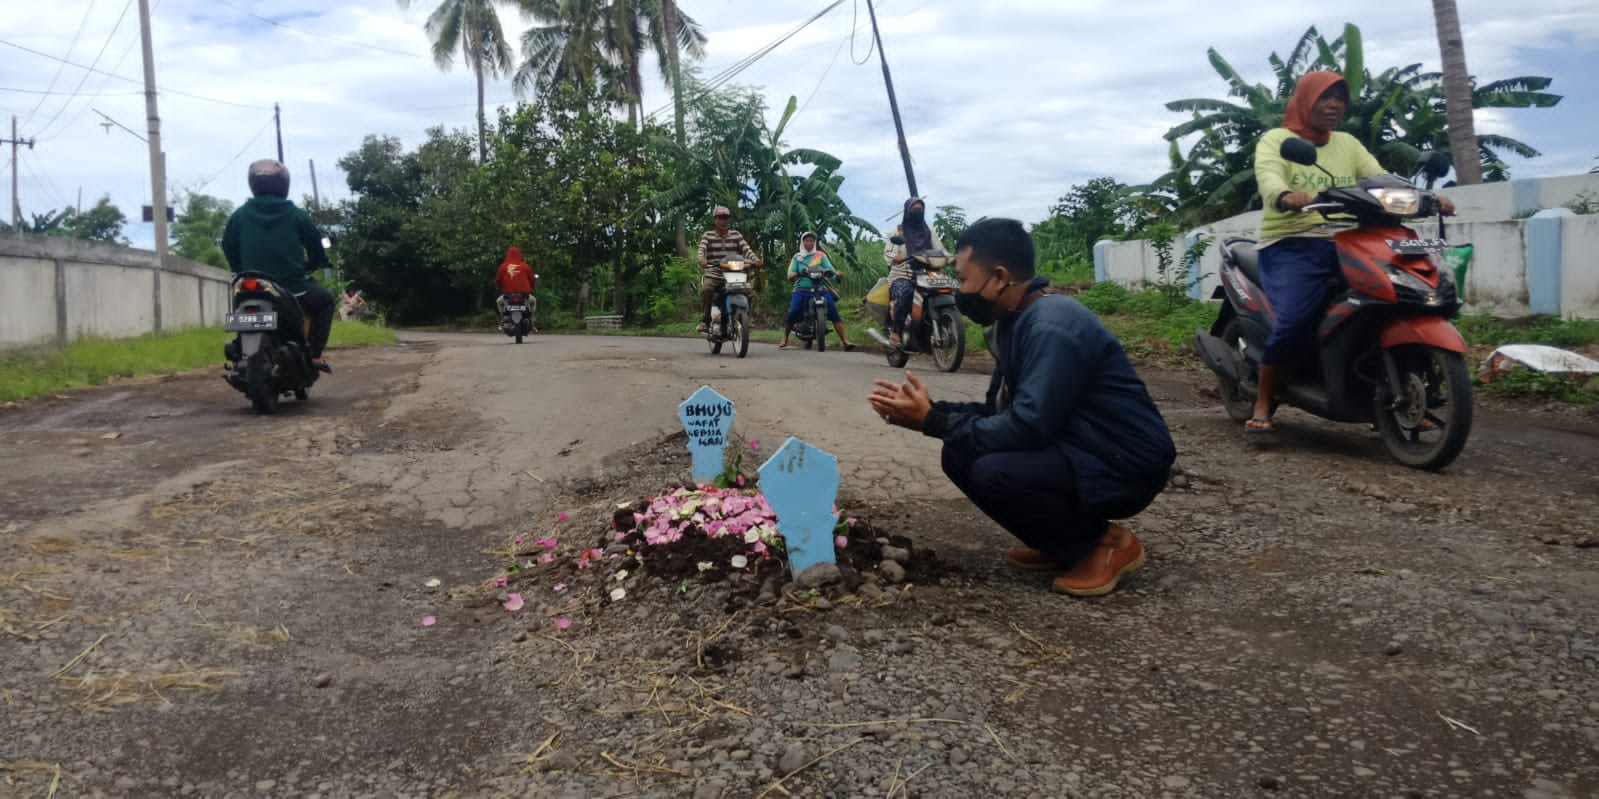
[2,0,1595,250]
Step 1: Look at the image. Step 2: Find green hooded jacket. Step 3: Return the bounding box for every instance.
[221,195,328,294]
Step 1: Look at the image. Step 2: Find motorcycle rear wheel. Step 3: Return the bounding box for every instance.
[1374,345,1472,471]
[1218,318,1257,423]
[246,350,278,415]
[814,307,827,353]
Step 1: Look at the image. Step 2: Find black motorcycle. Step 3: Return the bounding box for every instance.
[500,290,535,344]
[222,273,321,414]
[706,259,753,358]
[791,265,839,352]
[866,237,966,372]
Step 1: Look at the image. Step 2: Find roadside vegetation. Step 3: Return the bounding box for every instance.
[0,322,394,403]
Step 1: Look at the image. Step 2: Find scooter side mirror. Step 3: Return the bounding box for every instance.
[1280,137,1319,167]
[1421,151,1452,181]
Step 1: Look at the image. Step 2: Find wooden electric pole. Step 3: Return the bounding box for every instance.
[5,116,36,229]
[865,0,917,198]
[136,0,168,334]
[274,103,284,163]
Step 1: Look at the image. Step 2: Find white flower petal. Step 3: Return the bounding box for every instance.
[610,587,627,601]
[730,555,748,569]
[697,561,714,572]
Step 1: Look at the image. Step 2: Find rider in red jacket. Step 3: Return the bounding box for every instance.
[495,247,538,330]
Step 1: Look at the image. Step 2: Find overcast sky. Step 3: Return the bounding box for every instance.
[3,0,1596,251]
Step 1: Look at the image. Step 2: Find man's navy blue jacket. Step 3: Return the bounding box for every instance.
[922,281,1176,493]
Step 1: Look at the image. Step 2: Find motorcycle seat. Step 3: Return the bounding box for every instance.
[1225,238,1262,287]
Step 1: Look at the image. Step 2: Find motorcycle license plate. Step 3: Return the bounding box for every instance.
[1388,238,1448,255]
[724,273,748,285]
[920,276,956,289]
[507,306,529,312]
[225,312,277,331]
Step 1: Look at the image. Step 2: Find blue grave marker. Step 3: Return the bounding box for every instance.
[677,385,735,485]
[757,436,840,577]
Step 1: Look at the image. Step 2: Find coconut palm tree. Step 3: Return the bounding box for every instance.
[1431,0,1481,184]
[398,0,515,162]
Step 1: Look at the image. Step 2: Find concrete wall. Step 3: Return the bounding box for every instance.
[1093,171,1599,319]
[0,234,233,350]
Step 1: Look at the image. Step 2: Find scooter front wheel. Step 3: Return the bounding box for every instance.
[1374,345,1472,471]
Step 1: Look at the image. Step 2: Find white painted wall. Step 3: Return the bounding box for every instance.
[0,234,233,349]
[1095,171,1599,319]
[1563,214,1599,319]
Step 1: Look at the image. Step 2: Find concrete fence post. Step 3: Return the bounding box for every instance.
[1092,240,1110,283]
[54,257,67,347]
[1526,208,1571,316]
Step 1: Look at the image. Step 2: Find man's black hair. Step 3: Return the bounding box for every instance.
[955,217,1035,279]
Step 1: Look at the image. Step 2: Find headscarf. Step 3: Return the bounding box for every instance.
[501,246,525,268]
[899,197,933,254]
[798,231,817,255]
[1283,71,1348,147]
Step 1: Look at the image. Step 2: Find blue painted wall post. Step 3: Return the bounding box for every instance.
[1183,230,1206,300]
[1511,179,1542,220]
[1092,240,1110,283]
[677,385,735,485]
[757,437,840,577]
[1526,208,1571,317]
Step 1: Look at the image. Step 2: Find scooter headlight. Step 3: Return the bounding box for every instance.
[1366,187,1423,216]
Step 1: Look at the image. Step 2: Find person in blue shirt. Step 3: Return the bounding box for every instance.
[778,231,858,351]
[868,217,1175,596]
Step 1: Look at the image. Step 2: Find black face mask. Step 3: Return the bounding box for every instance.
[905,208,925,225]
[955,277,1009,326]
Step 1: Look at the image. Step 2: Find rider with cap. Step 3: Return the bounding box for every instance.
[695,206,761,333]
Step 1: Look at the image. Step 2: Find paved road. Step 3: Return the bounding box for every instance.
[1,332,1596,798]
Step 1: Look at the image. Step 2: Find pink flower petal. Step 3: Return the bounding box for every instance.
[503,593,525,612]
[514,537,524,545]
[749,440,759,449]
[736,475,746,487]
[555,618,573,630]
[534,537,558,548]
[836,535,849,549]
[421,615,436,627]
[553,583,567,593]
[558,512,569,521]
[492,575,509,588]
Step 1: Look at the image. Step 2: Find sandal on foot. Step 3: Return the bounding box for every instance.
[1244,416,1275,434]
[844,344,858,352]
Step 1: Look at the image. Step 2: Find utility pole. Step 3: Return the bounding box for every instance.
[308,158,320,211]
[864,0,917,198]
[274,103,284,163]
[137,0,168,334]
[5,116,36,229]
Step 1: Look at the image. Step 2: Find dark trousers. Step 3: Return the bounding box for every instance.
[1259,238,1339,365]
[295,285,335,358]
[941,444,1164,569]
[700,279,723,325]
[889,278,914,336]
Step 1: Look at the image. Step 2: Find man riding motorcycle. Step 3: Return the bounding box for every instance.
[779,231,859,351]
[221,159,334,372]
[696,205,762,333]
[1246,71,1455,434]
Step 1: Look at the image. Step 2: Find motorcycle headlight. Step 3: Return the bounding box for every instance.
[1386,266,1442,305]
[1366,188,1423,216]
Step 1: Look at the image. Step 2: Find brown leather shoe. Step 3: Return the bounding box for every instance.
[1005,546,1061,572]
[1052,525,1146,597]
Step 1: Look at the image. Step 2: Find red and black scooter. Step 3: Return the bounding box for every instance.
[1194,138,1473,471]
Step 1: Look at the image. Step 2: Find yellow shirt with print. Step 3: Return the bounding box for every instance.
[1255,128,1386,241]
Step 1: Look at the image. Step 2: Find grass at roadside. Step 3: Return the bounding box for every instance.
[0,321,395,403]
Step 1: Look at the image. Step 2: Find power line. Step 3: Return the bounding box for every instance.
[32,0,136,139]
[848,0,876,65]
[0,36,270,117]
[2,87,140,97]
[20,0,101,126]
[21,155,71,211]
[192,115,277,193]
[44,5,148,140]
[644,0,846,123]
[213,0,426,60]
